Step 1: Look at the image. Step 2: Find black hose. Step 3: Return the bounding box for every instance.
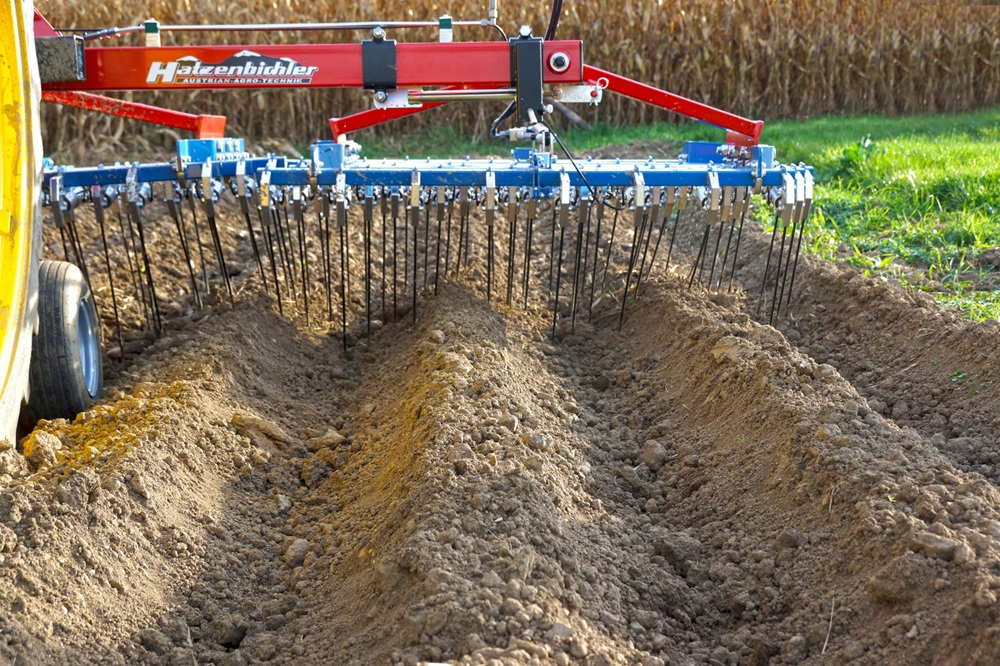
[544,0,563,40]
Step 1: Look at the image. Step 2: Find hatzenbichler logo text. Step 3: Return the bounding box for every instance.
[146,50,319,85]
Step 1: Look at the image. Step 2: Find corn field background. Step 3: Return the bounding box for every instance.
[37,0,1000,160]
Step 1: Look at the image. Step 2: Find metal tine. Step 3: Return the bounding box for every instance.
[464,187,476,271]
[552,173,571,339]
[49,178,89,285]
[380,188,388,319]
[166,185,203,309]
[707,185,735,288]
[64,207,90,285]
[409,171,421,323]
[547,199,559,294]
[422,187,432,291]
[522,192,537,308]
[455,186,470,274]
[721,187,750,291]
[632,185,661,299]
[785,172,814,310]
[600,188,624,299]
[402,184,410,296]
[321,186,332,321]
[757,172,795,320]
[505,187,518,306]
[363,186,374,337]
[390,187,400,322]
[443,186,455,283]
[234,160,267,293]
[279,192,300,306]
[640,185,676,293]
[688,171,721,288]
[588,187,605,318]
[199,162,235,305]
[185,182,211,295]
[434,186,446,295]
[257,169,284,316]
[91,186,124,359]
[113,193,150,329]
[484,171,497,303]
[335,174,349,352]
[292,185,309,324]
[570,188,591,334]
[619,173,647,329]
[125,168,162,335]
[664,186,690,271]
[777,171,807,317]
[166,183,202,310]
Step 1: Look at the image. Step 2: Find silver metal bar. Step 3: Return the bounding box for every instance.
[83,19,489,40]
[408,88,516,103]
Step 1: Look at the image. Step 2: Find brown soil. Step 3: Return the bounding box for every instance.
[2,143,1000,666]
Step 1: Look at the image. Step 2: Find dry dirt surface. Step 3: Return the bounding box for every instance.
[2,146,1000,666]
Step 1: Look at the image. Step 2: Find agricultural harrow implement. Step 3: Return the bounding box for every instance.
[3,0,812,435]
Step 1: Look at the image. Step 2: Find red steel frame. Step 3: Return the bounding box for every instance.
[35,11,763,146]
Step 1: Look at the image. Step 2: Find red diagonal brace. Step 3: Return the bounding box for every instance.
[583,65,763,146]
[41,90,227,139]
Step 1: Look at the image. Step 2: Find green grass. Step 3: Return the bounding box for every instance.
[359,108,1000,322]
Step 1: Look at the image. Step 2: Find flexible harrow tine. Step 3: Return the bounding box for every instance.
[727,188,751,293]
[235,166,267,294]
[409,174,421,323]
[717,187,746,291]
[166,189,203,309]
[641,185,677,294]
[777,173,807,317]
[336,190,349,352]
[484,172,497,304]
[91,189,124,359]
[64,209,90,285]
[620,174,647,330]
[570,192,590,333]
[363,187,373,337]
[292,187,309,323]
[588,189,605,318]
[707,186,735,288]
[320,190,332,321]
[435,187,446,296]
[380,189,388,320]
[112,197,148,328]
[522,195,536,309]
[184,185,212,296]
[125,194,162,335]
[632,186,662,299]
[259,199,283,316]
[663,186,690,272]
[600,191,623,299]
[505,190,517,307]
[786,173,814,311]
[391,188,400,322]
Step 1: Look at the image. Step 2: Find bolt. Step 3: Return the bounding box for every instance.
[372,26,386,41]
[519,25,532,38]
[543,104,554,114]
[373,90,388,103]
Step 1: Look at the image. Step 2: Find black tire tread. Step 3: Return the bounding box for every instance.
[26,261,101,420]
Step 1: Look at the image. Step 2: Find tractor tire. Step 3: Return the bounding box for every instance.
[25,261,103,420]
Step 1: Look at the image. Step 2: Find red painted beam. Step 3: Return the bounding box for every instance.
[42,41,585,92]
[42,90,227,138]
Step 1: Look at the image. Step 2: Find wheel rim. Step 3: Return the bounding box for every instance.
[77,295,100,398]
